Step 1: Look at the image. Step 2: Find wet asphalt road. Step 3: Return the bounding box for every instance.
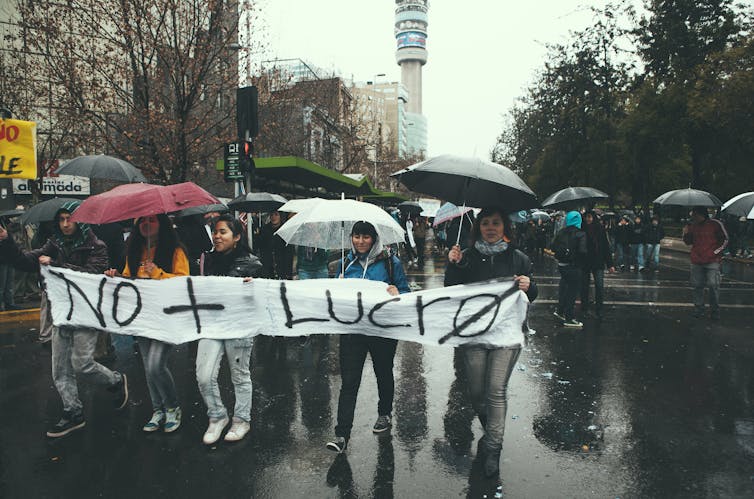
[1,245,754,499]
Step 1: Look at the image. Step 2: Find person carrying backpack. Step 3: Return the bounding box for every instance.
[552,211,587,328]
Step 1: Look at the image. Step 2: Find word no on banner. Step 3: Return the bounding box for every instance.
[42,266,532,348]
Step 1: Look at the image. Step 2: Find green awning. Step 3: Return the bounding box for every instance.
[217,156,405,199]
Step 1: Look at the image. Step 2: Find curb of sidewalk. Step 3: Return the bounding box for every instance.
[0,308,40,324]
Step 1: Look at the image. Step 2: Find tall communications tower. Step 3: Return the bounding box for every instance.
[394,0,428,155]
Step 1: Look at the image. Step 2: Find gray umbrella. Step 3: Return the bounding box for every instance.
[176,203,229,218]
[653,188,722,207]
[228,192,288,212]
[391,155,538,211]
[19,198,81,224]
[541,187,609,209]
[56,154,147,183]
[0,209,25,219]
[397,201,423,214]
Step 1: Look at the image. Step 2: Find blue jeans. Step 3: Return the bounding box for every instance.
[52,326,122,414]
[690,262,720,312]
[137,337,179,411]
[630,244,645,269]
[645,244,660,268]
[558,265,582,321]
[196,338,253,422]
[462,346,521,447]
[615,244,629,268]
[298,268,329,280]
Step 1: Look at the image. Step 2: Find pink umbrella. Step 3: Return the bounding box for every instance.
[71,182,220,224]
[432,202,474,227]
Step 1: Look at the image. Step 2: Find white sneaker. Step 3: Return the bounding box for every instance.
[142,410,165,432]
[202,417,229,445]
[163,407,182,433]
[224,418,250,442]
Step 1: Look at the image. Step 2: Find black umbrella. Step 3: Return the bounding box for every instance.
[176,203,229,218]
[541,187,609,209]
[653,188,722,207]
[397,201,423,214]
[391,155,538,211]
[56,154,147,183]
[0,209,25,218]
[19,198,81,224]
[228,192,288,212]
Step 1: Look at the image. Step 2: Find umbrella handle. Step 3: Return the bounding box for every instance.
[455,202,467,246]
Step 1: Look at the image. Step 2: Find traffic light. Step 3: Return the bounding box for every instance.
[239,140,255,175]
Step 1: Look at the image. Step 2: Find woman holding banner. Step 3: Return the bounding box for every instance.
[326,221,410,454]
[105,214,189,433]
[444,208,538,478]
[196,215,262,445]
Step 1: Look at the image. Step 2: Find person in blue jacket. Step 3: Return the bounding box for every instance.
[326,221,410,454]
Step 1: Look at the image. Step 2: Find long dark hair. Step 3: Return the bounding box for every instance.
[471,207,513,244]
[126,214,184,274]
[213,214,250,254]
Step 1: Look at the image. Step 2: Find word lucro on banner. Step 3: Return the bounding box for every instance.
[42,267,532,348]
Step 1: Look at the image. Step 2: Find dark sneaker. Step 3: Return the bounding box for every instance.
[373,414,392,433]
[692,308,705,319]
[108,373,129,410]
[710,310,720,321]
[326,436,348,453]
[552,311,566,321]
[562,319,584,329]
[47,412,85,438]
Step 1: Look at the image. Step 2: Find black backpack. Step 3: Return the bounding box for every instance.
[552,228,574,263]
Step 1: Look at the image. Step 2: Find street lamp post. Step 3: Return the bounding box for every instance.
[371,73,385,189]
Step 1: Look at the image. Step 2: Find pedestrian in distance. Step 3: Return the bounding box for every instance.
[629,215,647,272]
[682,206,729,320]
[444,207,537,478]
[552,211,587,328]
[257,210,294,279]
[105,214,189,433]
[644,214,665,272]
[0,201,128,438]
[326,221,411,454]
[412,216,428,268]
[196,215,262,445]
[613,215,632,272]
[579,211,615,318]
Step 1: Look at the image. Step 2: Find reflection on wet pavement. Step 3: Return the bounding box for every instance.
[1,243,754,498]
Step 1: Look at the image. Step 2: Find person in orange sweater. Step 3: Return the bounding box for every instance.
[682,207,729,320]
[105,214,189,432]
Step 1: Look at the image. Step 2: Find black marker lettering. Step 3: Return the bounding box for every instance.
[280,282,329,328]
[48,270,106,327]
[415,295,451,336]
[163,278,224,334]
[326,290,364,325]
[368,297,410,328]
[112,281,142,326]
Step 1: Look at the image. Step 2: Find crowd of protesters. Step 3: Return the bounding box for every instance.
[0,197,749,483]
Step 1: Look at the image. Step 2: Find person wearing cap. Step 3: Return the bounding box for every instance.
[0,202,128,438]
[326,221,410,454]
[682,207,729,320]
[552,211,587,328]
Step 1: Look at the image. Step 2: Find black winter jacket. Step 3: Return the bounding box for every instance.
[202,247,262,278]
[0,229,108,275]
[444,246,538,303]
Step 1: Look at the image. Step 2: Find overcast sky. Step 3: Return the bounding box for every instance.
[255,1,614,160]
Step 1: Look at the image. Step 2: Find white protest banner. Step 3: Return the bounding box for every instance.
[42,266,531,348]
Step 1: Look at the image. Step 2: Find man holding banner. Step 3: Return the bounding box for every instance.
[0,202,129,438]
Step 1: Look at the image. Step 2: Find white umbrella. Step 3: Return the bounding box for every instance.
[278,197,325,213]
[721,192,754,219]
[275,199,405,275]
